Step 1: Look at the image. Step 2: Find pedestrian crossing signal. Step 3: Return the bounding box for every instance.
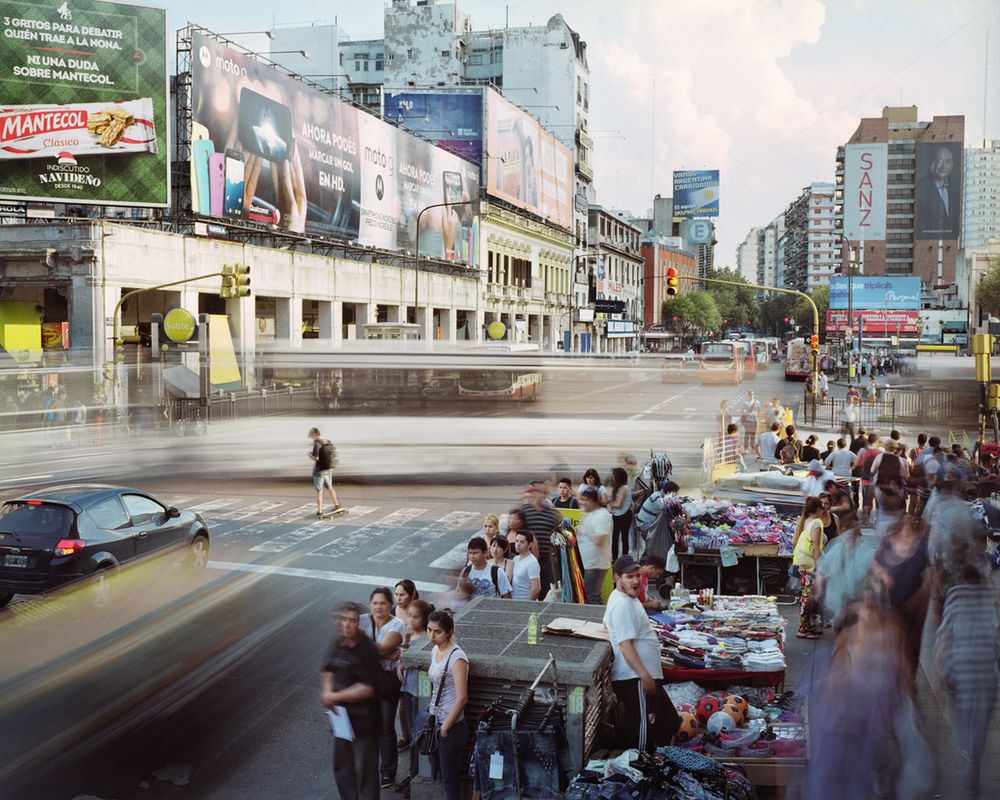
[666,267,679,297]
[220,263,252,298]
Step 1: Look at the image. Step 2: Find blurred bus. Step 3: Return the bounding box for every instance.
[458,343,542,401]
[785,338,810,381]
[699,340,746,384]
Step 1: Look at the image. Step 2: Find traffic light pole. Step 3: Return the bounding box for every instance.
[675,274,820,397]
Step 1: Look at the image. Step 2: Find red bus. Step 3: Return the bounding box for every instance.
[699,340,746,384]
[784,338,810,381]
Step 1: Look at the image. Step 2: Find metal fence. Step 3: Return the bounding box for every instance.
[796,397,896,431]
[168,386,322,425]
[884,388,978,425]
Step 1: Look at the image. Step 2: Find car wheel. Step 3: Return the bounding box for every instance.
[185,534,210,572]
[91,567,114,608]
[0,593,13,608]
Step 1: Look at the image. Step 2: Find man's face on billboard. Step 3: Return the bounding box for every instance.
[931,147,954,181]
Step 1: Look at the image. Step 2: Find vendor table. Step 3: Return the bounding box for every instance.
[662,666,785,692]
[678,544,790,596]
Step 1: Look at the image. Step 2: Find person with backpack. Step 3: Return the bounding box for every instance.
[871,441,909,532]
[459,537,512,599]
[309,427,343,517]
[855,433,884,526]
[775,425,803,465]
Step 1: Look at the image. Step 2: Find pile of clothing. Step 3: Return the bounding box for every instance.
[651,597,787,672]
[681,500,796,555]
[565,747,759,800]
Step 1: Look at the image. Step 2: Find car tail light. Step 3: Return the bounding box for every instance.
[54,539,85,557]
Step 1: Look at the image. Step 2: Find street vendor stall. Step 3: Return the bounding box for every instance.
[677,500,797,596]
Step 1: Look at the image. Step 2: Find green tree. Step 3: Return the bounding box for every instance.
[705,267,759,330]
[976,256,1000,317]
[689,291,723,332]
[759,293,797,336]
[793,286,829,335]
[663,291,721,338]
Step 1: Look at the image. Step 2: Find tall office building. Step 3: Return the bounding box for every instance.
[964,140,1000,248]
[736,227,761,283]
[834,106,965,285]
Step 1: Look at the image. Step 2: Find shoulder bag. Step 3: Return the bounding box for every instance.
[414,648,457,756]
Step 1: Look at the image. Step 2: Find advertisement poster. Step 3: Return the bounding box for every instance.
[0,0,168,206]
[672,170,720,218]
[915,141,962,240]
[383,90,483,166]
[485,88,572,231]
[842,143,887,240]
[826,310,919,335]
[192,33,479,263]
[828,276,920,310]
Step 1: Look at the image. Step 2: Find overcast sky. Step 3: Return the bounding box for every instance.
[165,0,1000,269]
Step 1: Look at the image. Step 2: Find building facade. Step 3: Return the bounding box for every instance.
[736,227,761,284]
[641,233,696,329]
[588,206,643,352]
[776,182,836,292]
[964,140,1000,249]
[834,106,965,285]
[756,217,784,287]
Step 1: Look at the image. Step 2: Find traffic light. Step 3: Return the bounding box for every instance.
[220,263,251,299]
[810,334,820,352]
[665,267,679,297]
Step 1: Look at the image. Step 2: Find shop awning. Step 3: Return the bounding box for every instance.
[0,301,42,364]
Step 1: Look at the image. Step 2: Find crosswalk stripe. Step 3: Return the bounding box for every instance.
[223,503,319,539]
[188,498,241,512]
[367,510,481,563]
[250,505,381,553]
[208,560,450,593]
[429,541,473,570]
[310,508,427,559]
[209,500,287,522]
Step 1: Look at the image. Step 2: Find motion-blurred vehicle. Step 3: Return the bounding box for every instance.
[0,486,210,608]
[661,352,698,382]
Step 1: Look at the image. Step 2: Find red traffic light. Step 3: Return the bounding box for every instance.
[783,316,789,323]
[665,267,679,297]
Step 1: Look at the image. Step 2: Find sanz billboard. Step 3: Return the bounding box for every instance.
[485,88,572,231]
[672,170,719,218]
[383,91,483,166]
[191,33,479,263]
[842,144,887,240]
[828,276,920,310]
[915,141,962,240]
[0,0,168,207]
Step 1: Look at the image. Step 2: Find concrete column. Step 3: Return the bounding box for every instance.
[417,306,433,341]
[68,275,100,365]
[474,308,486,342]
[332,301,343,342]
[275,297,302,346]
[226,295,256,388]
[387,305,403,323]
[318,300,334,341]
[441,308,456,341]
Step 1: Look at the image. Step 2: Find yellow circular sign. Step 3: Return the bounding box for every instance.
[487,321,506,340]
[163,308,196,343]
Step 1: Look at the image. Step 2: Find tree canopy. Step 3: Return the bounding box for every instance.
[662,290,722,335]
[976,256,1000,318]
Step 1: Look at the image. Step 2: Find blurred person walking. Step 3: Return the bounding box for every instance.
[519,480,563,598]
[577,486,612,604]
[398,599,434,798]
[793,497,827,639]
[321,601,381,800]
[739,389,761,450]
[308,427,343,517]
[393,580,419,752]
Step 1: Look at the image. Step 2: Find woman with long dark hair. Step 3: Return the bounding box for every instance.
[426,609,468,800]
[577,468,608,505]
[393,579,419,751]
[608,466,633,561]
[361,586,406,790]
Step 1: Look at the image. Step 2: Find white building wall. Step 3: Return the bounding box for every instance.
[383,0,466,88]
[964,141,1000,249]
[736,227,760,283]
[806,182,837,290]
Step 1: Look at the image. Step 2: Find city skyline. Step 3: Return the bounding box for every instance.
[127,0,1000,270]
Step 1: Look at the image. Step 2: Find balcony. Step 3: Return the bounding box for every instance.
[576,160,594,181]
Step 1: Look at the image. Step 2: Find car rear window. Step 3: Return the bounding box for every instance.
[0,502,75,538]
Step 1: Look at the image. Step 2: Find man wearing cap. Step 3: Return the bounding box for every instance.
[603,555,681,752]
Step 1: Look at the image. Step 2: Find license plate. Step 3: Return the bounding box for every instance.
[3,554,28,568]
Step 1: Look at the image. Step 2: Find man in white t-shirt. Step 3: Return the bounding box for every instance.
[511,531,541,600]
[825,438,857,478]
[577,487,612,604]
[602,555,680,752]
[755,422,782,467]
[460,537,512,599]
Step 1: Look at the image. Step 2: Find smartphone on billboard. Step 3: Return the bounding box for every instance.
[208,153,225,217]
[192,139,213,216]
[238,88,293,163]
[224,149,245,218]
[442,170,463,204]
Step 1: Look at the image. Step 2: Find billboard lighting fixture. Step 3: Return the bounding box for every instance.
[218,30,275,40]
[271,49,310,59]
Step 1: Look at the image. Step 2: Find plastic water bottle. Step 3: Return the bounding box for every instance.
[527,612,538,645]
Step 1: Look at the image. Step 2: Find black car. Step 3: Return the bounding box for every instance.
[0,485,210,608]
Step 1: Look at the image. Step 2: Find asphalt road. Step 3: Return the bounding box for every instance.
[0,364,798,800]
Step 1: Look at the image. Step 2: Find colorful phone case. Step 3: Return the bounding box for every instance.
[208,153,225,217]
[193,139,213,215]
